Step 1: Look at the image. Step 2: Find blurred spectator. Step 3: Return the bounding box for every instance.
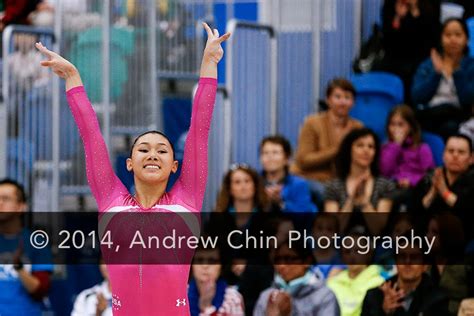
[212,164,270,231]
[459,116,474,145]
[28,0,100,31]
[8,33,50,89]
[253,240,340,316]
[373,213,416,273]
[381,105,435,188]
[188,246,245,316]
[327,227,385,316]
[413,134,474,232]
[71,261,112,316]
[380,0,440,101]
[0,0,38,32]
[361,242,449,316]
[0,0,38,53]
[380,105,435,210]
[426,213,473,315]
[310,213,345,280]
[260,135,317,213]
[411,18,474,140]
[324,128,396,235]
[28,0,54,27]
[0,178,53,316]
[442,0,474,20]
[458,298,474,316]
[208,164,273,315]
[291,78,363,203]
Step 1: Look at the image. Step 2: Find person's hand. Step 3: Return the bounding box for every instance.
[392,128,408,145]
[348,172,369,200]
[197,279,216,311]
[380,282,405,314]
[202,22,230,65]
[36,42,78,79]
[266,184,283,204]
[398,178,411,189]
[431,49,444,74]
[407,0,420,17]
[266,290,292,316]
[95,293,108,316]
[458,298,474,316]
[431,49,454,77]
[432,168,448,195]
[231,260,246,277]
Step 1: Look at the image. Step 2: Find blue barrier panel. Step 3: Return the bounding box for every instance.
[320,0,357,96]
[277,31,314,149]
[227,21,274,168]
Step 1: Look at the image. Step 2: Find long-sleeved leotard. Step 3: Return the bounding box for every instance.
[66,78,217,315]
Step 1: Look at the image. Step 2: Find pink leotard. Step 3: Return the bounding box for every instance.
[66,78,217,315]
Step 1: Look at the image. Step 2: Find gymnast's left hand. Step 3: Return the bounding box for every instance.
[202,22,230,64]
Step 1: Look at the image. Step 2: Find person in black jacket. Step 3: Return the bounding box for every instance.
[380,0,440,102]
[412,134,474,240]
[361,244,449,316]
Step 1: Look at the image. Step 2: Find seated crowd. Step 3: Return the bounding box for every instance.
[192,15,474,314]
[1,1,474,316]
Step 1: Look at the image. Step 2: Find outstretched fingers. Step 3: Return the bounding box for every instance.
[35,42,54,58]
[202,22,214,38]
[217,32,231,43]
[202,22,231,43]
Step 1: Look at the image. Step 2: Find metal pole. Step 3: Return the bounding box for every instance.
[0,26,13,178]
[354,0,363,61]
[312,0,322,111]
[51,0,63,212]
[148,0,160,131]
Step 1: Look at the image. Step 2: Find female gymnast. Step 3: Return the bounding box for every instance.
[36,22,230,315]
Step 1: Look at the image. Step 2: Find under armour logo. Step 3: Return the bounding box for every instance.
[176,298,187,307]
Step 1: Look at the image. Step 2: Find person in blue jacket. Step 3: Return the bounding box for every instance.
[411,17,474,140]
[260,135,317,213]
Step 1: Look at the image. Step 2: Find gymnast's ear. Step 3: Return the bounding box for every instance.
[171,160,178,174]
[126,158,133,172]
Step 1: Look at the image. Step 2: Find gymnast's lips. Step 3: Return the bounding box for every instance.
[143,164,161,169]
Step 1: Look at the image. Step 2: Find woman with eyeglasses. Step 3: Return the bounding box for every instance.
[36,23,230,315]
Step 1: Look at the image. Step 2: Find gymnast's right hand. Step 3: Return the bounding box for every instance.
[35,42,78,79]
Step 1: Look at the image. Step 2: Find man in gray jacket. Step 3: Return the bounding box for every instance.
[253,240,340,316]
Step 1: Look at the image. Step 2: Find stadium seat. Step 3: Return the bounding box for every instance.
[467,17,474,58]
[350,72,404,140]
[422,131,444,167]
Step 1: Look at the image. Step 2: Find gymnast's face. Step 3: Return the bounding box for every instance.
[126,133,178,184]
